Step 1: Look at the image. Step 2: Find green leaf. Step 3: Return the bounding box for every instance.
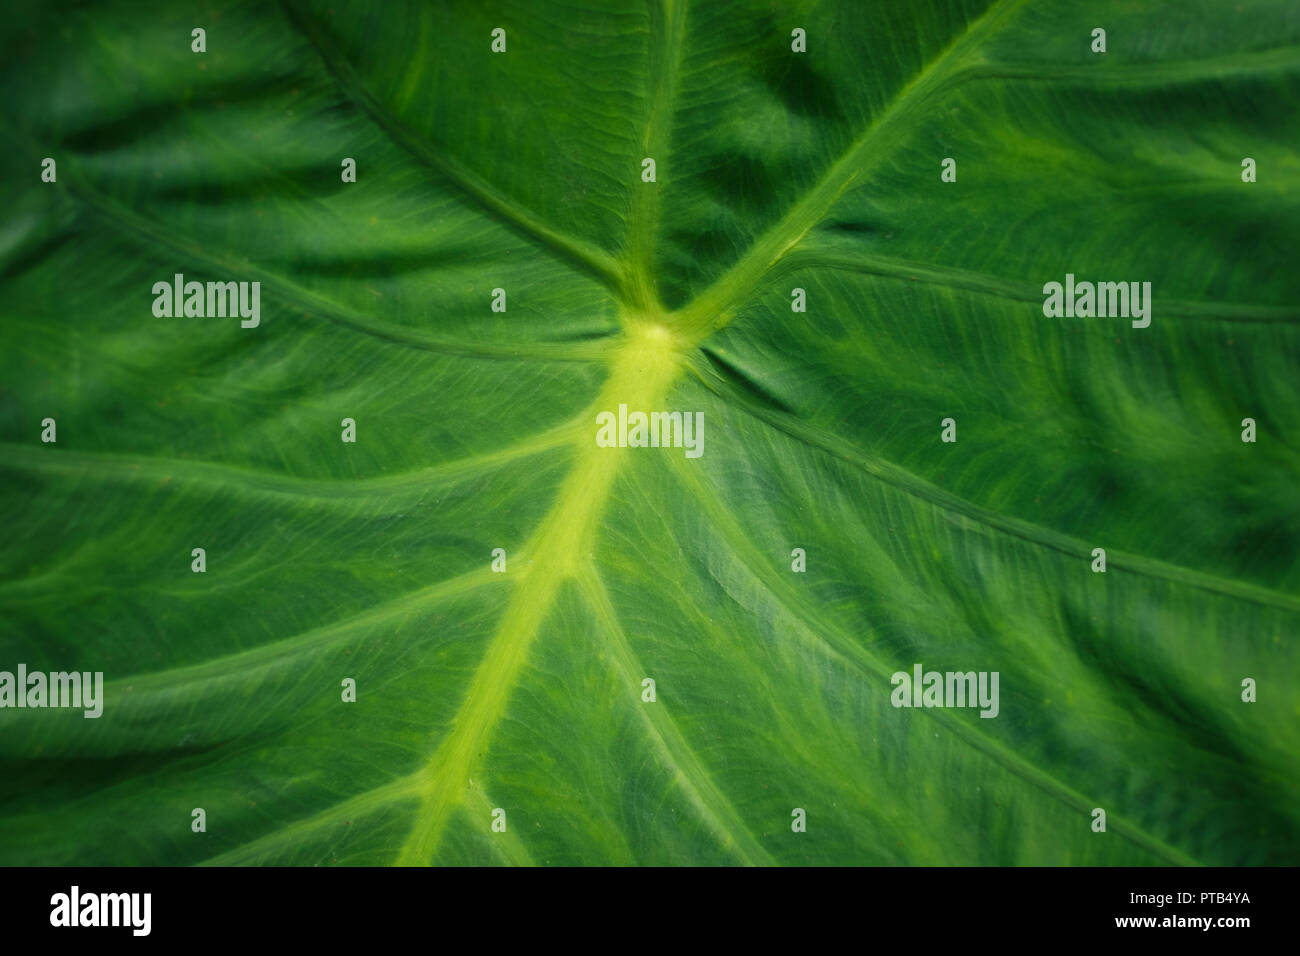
[2,0,1298,866]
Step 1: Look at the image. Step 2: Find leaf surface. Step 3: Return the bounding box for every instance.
[1,0,1298,865]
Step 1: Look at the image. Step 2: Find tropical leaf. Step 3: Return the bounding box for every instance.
[1,0,1298,866]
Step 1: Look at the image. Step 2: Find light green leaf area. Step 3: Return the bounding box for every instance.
[1,0,1297,866]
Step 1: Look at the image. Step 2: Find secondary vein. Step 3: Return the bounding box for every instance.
[671,0,1029,339]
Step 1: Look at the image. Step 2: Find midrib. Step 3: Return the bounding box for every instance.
[396,321,685,865]
[377,0,1038,867]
